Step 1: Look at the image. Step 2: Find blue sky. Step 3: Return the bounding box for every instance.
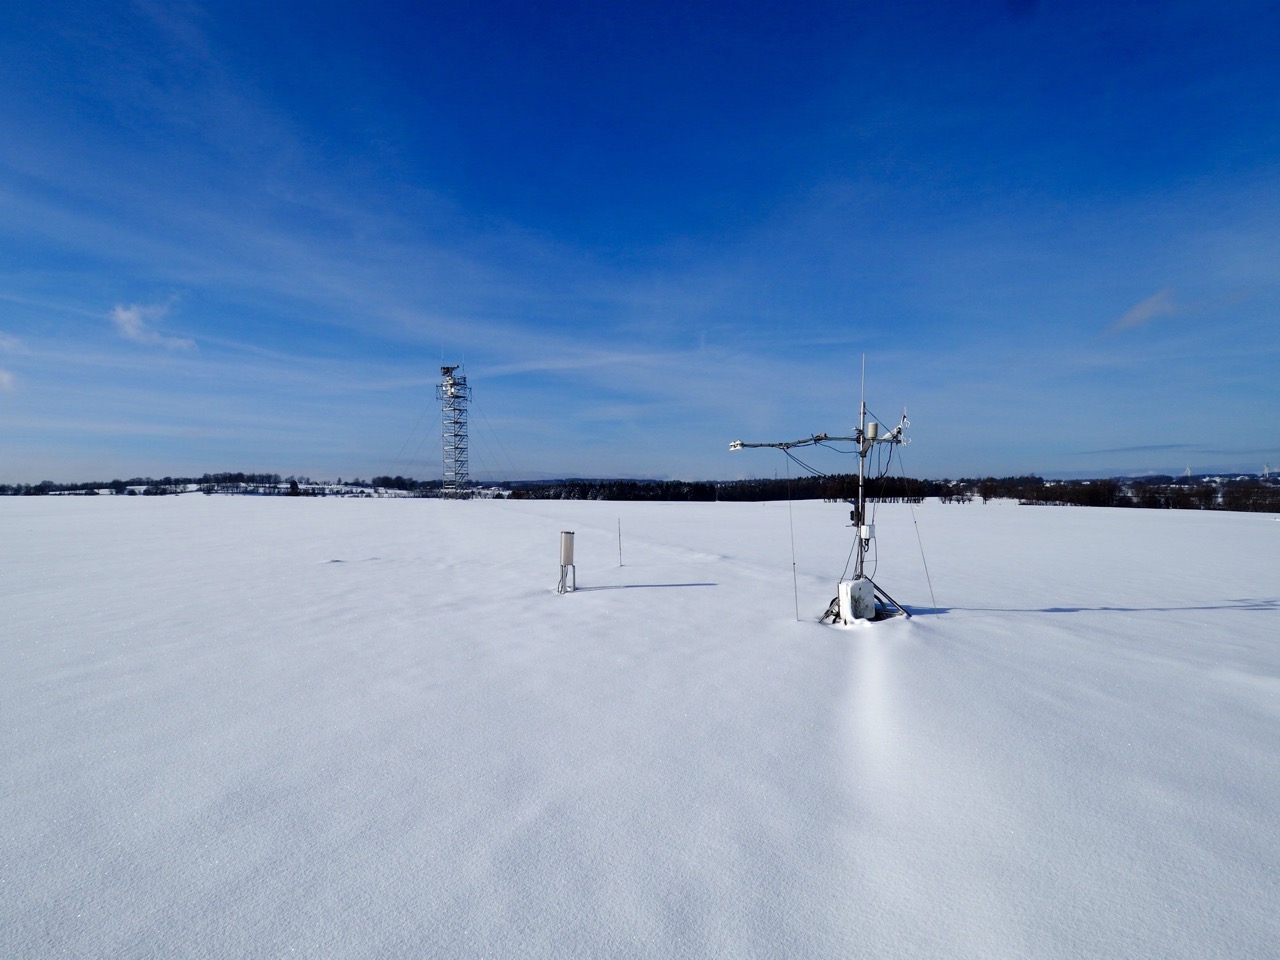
[2,0,1278,483]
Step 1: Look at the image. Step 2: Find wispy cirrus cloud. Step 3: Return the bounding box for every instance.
[0,334,18,391]
[110,303,196,350]
[1107,288,1179,335]
[1077,443,1192,455]
[0,332,26,352]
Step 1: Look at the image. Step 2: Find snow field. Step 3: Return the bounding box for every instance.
[2,496,1277,958]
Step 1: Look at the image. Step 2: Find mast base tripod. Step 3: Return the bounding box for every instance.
[820,576,912,624]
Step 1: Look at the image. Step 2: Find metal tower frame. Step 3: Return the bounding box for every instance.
[437,365,471,498]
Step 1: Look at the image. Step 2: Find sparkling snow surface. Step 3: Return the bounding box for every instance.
[3,496,1278,958]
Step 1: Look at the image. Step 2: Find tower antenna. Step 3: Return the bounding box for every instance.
[437,365,471,498]
[730,358,911,622]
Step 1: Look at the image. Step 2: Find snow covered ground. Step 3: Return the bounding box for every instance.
[3,495,1277,958]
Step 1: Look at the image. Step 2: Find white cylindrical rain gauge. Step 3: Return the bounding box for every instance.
[557,531,576,593]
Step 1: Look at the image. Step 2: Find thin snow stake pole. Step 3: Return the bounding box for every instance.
[786,453,800,621]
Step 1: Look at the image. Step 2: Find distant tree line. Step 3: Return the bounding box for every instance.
[948,474,1280,512]
[6,470,1279,513]
[504,472,1280,513]
[719,474,931,503]
[1,473,288,496]
[369,476,442,494]
[507,475,931,503]
[509,479,720,501]
[0,472,454,498]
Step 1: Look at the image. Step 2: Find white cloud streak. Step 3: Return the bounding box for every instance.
[110,303,196,350]
[1109,287,1179,334]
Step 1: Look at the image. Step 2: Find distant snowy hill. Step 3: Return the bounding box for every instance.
[3,497,1277,958]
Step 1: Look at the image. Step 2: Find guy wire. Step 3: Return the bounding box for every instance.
[898,448,938,614]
